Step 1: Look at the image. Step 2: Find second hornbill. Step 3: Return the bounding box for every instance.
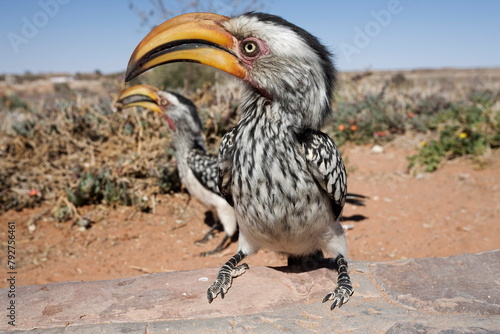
[125,12,353,310]
[116,85,237,256]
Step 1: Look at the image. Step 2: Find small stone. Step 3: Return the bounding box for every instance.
[371,145,384,153]
[458,173,470,180]
[415,173,426,179]
[77,217,92,228]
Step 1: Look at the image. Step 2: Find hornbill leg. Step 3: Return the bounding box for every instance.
[196,220,222,245]
[207,250,249,303]
[200,233,230,257]
[322,254,354,310]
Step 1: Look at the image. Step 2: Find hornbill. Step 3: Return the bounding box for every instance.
[115,85,364,253]
[115,84,237,256]
[125,12,354,310]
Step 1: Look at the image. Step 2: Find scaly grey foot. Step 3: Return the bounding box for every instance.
[322,255,353,310]
[207,250,248,303]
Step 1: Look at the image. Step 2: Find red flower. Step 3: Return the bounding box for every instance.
[374,131,387,137]
[29,189,40,197]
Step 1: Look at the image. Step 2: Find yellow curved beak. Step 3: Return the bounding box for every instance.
[125,12,246,82]
[115,84,163,115]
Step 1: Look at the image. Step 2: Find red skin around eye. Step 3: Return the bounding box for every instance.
[238,38,271,99]
[163,114,176,131]
[239,37,269,66]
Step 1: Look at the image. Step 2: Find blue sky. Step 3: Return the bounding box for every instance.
[0,0,499,74]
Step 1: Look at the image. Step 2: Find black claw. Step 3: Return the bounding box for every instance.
[207,292,213,304]
[220,288,225,299]
[322,294,330,303]
[330,300,338,310]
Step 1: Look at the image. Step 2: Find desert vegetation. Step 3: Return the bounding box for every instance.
[1,67,499,222]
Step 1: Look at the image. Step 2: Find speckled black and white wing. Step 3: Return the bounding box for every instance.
[217,127,237,206]
[299,129,347,220]
[186,149,219,194]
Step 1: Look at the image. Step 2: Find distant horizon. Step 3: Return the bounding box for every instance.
[2,65,499,77]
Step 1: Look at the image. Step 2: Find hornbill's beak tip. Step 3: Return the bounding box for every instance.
[124,66,136,83]
[115,85,163,115]
[124,12,246,83]
[124,46,148,82]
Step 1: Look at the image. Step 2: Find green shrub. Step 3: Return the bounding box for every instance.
[67,167,133,207]
[127,63,221,91]
[157,160,182,194]
[328,91,410,145]
[1,93,31,111]
[409,92,500,172]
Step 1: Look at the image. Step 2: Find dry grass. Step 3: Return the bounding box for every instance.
[0,77,241,215]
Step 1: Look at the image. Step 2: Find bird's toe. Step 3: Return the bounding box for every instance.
[232,263,249,277]
[207,282,223,303]
[323,285,353,310]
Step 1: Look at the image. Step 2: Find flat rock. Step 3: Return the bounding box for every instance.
[2,250,499,333]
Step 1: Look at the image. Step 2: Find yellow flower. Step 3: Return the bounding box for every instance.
[420,141,426,147]
[459,132,468,139]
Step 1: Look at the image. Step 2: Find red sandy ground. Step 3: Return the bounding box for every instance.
[1,139,499,288]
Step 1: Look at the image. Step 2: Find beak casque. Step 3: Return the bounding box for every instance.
[125,12,246,82]
[115,84,163,115]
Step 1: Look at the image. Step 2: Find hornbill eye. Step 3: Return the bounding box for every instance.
[160,98,169,106]
[241,40,260,57]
